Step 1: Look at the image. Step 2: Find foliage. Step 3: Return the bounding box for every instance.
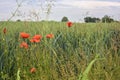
[61,16,69,22]
[102,15,114,23]
[84,17,100,23]
[78,54,105,80]
[17,68,20,80]
[16,19,21,22]
[0,22,120,80]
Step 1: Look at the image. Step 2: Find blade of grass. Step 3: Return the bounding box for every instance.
[16,68,20,80]
[78,54,105,80]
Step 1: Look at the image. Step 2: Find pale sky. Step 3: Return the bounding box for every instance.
[0,0,120,22]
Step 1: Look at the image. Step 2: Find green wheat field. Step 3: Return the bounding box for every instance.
[0,21,120,80]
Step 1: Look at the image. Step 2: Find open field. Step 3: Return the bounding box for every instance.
[0,21,120,80]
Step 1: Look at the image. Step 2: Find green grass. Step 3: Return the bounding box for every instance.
[0,21,120,80]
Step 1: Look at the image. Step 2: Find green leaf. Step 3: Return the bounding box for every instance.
[17,68,20,80]
[78,54,104,80]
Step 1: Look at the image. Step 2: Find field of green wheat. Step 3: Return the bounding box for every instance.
[0,21,120,80]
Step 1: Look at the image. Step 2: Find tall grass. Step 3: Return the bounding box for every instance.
[0,21,120,80]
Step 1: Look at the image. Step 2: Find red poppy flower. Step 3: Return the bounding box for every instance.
[30,67,36,73]
[67,21,72,27]
[33,35,42,40]
[30,39,40,43]
[30,35,42,43]
[20,42,28,49]
[46,34,54,38]
[3,28,7,34]
[20,32,30,39]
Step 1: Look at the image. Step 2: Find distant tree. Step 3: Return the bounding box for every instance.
[16,19,21,22]
[95,18,101,23]
[61,16,69,22]
[84,17,100,23]
[102,15,114,23]
[84,17,92,23]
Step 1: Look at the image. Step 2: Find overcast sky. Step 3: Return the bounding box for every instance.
[0,0,120,22]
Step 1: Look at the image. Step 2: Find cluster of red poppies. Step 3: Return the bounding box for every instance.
[20,32,54,49]
[2,21,73,73]
[19,21,72,49]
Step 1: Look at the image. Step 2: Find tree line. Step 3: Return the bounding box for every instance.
[61,15,118,23]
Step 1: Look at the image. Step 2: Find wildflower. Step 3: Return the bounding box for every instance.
[33,35,42,40]
[67,21,72,27]
[3,28,7,34]
[46,34,54,38]
[30,35,42,43]
[30,67,36,73]
[20,32,30,39]
[20,42,28,49]
[30,39,40,43]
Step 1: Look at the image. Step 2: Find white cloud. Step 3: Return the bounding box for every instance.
[57,0,120,9]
